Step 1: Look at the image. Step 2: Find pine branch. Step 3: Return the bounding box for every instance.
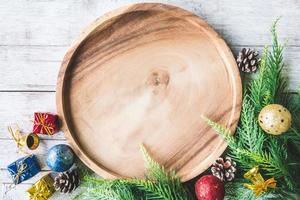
[74,145,192,200]
[203,117,279,172]
[287,128,300,146]
[289,87,300,129]
[140,144,177,182]
[237,95,266,152]
[203,18,300,198]
[203,115,295,188]
[249,18,289,112]
[74,178,137,200]
[249,46,269,113]
[268,18,290,105]
[267,138,296,189]
[201,116,236,147]
[120,179,189,200]
[284,87,300,160]
[140,145,191,200]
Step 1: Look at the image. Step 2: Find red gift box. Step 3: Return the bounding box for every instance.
[32,112,58,135]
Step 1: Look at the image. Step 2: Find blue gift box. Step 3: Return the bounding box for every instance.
[7,154,41,184]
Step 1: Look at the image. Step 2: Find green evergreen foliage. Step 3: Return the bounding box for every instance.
[205,19,300,199]
[74,145,192,200]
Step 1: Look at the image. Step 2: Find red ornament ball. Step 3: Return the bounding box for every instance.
[195,175,225,200]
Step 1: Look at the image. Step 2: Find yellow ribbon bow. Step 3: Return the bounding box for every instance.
[243,166,277,197]
[34,113,54,136]
[8,126,29,154]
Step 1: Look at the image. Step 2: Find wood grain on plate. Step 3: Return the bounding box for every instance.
[56,3,242,181]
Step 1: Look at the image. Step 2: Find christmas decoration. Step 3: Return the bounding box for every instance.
[54,168,80,193]
[243,166,277,197]
[7,154,41,184]
[211,157,236,182]
[195,175,225,200]
[258,104,292,135]
[75,145,192,200]
[46,144,74,172]
[33,112,58,135]
[27,174,55,200]
[236,48,259,73]
[22,133,40,150]
[8,126,40,153]
[204,19,300,199]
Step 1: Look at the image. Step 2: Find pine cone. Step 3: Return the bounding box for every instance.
[236,48,259,73]
[211,157,236,182]
[53,169,80,193]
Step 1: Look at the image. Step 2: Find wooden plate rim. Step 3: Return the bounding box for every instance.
[56,3,242,181]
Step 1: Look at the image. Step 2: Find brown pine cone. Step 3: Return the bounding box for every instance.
[211,156,236,182]
[236,48,259,73]
[53,169,80,193]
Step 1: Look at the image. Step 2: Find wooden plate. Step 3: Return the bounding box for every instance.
[56,3,241,181]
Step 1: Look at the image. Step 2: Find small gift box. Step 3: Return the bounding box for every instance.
[27,174,55,200]
[7,154,41,184]
[33,112,58,135]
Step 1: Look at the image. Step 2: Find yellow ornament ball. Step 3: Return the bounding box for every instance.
[258,104,292,135]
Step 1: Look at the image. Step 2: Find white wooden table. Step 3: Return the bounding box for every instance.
[0,0,299,199]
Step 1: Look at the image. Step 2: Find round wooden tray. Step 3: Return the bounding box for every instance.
[56,3,241,181]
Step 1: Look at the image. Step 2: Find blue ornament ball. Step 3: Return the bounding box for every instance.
[46,144,75,172]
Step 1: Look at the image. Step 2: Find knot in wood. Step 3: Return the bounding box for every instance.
[147,69,170,88]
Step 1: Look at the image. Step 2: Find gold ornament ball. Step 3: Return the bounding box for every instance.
[258,104,292,135]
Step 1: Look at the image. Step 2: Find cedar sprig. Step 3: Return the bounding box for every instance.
[74,145,192,200]
[249,46,269,112]
[249,18,289,113]
[248,19,295,189]
[285,86,300,153]
[236,95,266,153]
[204,19,300,199]
[202,117,289,179]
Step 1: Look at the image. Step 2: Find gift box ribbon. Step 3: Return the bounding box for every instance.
[244,178,277,197]
[34,113,55,135]
[7,155,40,184]
[7,156,37,184]
[27,175,55,200]
[12,162,27,184]
[243,166,277,197]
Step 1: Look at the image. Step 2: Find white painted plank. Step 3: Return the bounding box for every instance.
[0,61,60,91]
[0,92,66,139]
[0,0,299,46]
[0,45,65,62]
[216,0,300,47]
[0,45,300,91]
[0,0,217,46]
[0,45,65,91]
